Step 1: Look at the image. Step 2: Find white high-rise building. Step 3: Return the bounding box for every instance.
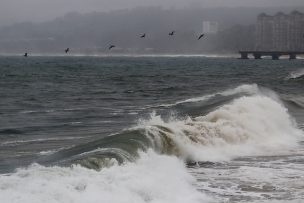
[203,21,219,34]
[256,11,304,51]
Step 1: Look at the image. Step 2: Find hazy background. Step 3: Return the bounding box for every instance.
[1,0,304,26]
[0,0,303,54]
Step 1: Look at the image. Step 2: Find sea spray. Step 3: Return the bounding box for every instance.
[42,85,303,167]
[286,68,304,79]
[138,95,303,161]
[0,151,212,203]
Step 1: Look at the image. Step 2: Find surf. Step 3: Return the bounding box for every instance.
[0,151,212,203]
[37,84,303,168]
[1,84,303,203]
[286,68,304,80]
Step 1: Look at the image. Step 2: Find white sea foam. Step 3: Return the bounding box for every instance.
[151,84,261,108]
[39,147,69,156]
[189,157,304,201]
[286,68,304,79]
[0,151,211,203]
[139,94,303,161]
[1,84,303,203]
[256,200,304,203]
[0,137,87,147]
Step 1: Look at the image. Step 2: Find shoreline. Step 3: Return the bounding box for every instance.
[0,53,238,58]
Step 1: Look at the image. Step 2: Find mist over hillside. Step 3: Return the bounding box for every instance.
[0,6,303,55]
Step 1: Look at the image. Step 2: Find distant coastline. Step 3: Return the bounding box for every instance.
[0,53,239,58]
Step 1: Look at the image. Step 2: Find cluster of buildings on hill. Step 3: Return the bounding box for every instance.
[203,10,304,53]
[255,11,304,51]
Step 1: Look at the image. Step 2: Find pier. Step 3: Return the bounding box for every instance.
[239,51,304,60]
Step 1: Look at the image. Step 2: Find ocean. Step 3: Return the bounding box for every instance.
[0,56,303,203]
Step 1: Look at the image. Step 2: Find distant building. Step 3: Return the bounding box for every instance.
[255,11,304,51]
[203,21,219,34]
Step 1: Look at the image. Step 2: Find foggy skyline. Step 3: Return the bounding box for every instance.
[1,0,304,27]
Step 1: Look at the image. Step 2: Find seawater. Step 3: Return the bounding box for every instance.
[0,56,304,203]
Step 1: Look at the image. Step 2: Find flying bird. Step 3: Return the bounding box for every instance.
[140,33,146,38]
[24,53,28,57]
[169,31,175,36]
[65,48,70,53]
[109,45,115,50]
[198,34,205,40]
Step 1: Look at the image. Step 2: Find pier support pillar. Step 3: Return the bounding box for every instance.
[253,53,262,59]
[240,53,249,59]
[272,54,280,60]
[289,54,297,60]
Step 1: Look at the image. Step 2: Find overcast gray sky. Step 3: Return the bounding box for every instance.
[0,0,303,26]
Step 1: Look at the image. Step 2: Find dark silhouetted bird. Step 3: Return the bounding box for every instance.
[24,53,28,57]
[65,48,70,53]
[109,45,115,50]
[140,33,146,38]
[169,31,175,36]
[198,34,205,40]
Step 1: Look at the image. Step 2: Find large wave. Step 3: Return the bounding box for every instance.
[36,84,303,168]
[137,95,302,162]
[1,84,303,203]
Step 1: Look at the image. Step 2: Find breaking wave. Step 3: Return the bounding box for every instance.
[0,151,211,203]
[1,84,303,203]
[286,68,304,80]
[37,84,303,168]
[149,83,279,108]
[137,95,302,162]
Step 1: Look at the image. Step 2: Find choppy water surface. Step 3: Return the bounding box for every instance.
[0,56,304,203]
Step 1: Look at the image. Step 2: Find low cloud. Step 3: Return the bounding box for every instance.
[0,0,303,26]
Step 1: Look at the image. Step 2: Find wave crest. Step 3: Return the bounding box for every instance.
[139,95,302,161]
[286,68,304,79]
[41,85,303,167]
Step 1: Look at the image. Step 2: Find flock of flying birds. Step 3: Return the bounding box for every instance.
[23,31,205,57]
